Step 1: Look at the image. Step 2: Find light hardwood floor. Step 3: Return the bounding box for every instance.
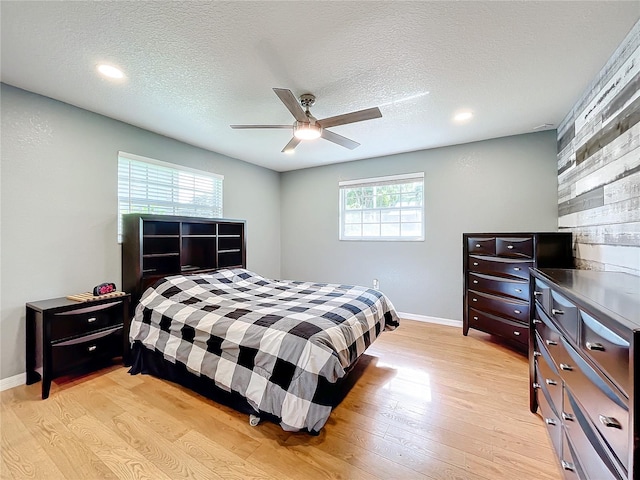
[1,320,561,480]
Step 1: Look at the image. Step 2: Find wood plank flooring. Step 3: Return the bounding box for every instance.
[1,320,561,479]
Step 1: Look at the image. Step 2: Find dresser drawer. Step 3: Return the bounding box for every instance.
[51,326,123,376]
[496,237,533,258]
[561,432,584,479]
[50,300,125,342]
[468,256,532,280]
[563,387,623,480]
[534,306,563,364]
[537,371,562,457]
[579,311,630,398]
[555,337,629,468]
[467,237,495,255]
[549,290,579,342]
[468,272,528,301]
[469,308,528,345]
[533,278,551,313]
[468,290,529,323]
[535,343,562,411]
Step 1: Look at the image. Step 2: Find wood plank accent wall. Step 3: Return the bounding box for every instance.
[557,20,640,275]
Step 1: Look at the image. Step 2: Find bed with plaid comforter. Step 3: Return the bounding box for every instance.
[129,268,399,433]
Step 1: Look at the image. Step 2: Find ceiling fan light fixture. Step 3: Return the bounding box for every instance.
[293,122,322,140]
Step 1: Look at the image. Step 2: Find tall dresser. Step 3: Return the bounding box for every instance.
[463,233,573,350]
[529,268,639,480]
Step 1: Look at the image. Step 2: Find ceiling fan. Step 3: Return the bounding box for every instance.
[230,88,382,153]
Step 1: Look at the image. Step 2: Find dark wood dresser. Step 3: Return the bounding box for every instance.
[463,233,573,350]
[529,268,639,480]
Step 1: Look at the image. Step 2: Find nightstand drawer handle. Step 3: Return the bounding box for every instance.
[545,418,557,426]
[507,245,514,249]
[562,412,575,421]
[514,309,521,314]
[599,415,621,429]
[586,342,605,351]
[560,363,573,371]
[545,340,557,346]
[552,308,564,315]
[88,345,97,352]
[87,317,97,323]
[561,461,575,472]
[513,331,521,336]
[545,379,556,386]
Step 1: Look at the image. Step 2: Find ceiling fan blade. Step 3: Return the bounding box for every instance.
[317,107,382,129]
[273,88,308,122]
[230,124,291,129]
[282,137,302,153]
[321,129,360,150]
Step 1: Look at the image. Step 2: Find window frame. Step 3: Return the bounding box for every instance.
[338,172,425,242]
[117,151,224,243]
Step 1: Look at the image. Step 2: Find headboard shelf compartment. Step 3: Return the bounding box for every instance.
[122,214,246,307]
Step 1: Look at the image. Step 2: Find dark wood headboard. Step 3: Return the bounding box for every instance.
[121,214,246,309]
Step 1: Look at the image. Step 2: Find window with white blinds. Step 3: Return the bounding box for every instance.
[117,152,223,242]
[339,172,424,241]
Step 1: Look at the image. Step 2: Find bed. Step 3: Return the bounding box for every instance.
[128,268,399,434]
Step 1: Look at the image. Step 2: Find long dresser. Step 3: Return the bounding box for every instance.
[529,268,639,480]
[463,233,573,350]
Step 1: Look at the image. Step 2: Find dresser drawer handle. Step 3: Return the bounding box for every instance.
[561,461,575,472]
[533,291,542,296]
[586,342,605,352]
[475,244,481,248]
[515,288,522,293]
[560,363,573,371]
[473,280,478,284]
[533,319,542,324]
[473,262,479,266]
[599,415,622,429]
[87,317,97,323]
[473,316,478,320]
[533,382,541,389]
[513,331,521,336]
[562,412,575,421]
[545,379,557,386]
[551,308,564,315]
[533,351,541,357]
[514,309,521,314]
[472,298,477,302]
[545,339,557,346]
[88,345,97,352]
[545,418,557,426]
[507,245,514,249]
[513,267,521,271]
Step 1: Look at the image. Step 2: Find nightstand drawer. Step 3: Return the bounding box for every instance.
[51,300,125,341]
[51,326,123,376]
[496,237,533,258]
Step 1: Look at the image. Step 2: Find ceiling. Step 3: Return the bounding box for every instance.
[1,2,638,172]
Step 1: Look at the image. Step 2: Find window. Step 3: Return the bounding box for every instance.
[117,152,223,242]
[339,172,424,241]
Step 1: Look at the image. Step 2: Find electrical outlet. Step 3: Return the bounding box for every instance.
[373,278,379,290]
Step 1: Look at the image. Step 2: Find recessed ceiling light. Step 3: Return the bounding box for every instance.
[283,148,295,155]
[454,111,473,122]
[97,64,124,79]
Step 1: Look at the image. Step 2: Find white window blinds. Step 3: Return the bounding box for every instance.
[117,152,223,242]
[339,172,424,241]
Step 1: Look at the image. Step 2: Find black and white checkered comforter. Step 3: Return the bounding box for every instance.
[129,268,399,433]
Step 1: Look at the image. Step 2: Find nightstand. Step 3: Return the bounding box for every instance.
[26,294,131,399]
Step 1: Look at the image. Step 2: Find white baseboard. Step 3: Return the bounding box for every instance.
[398,312,462,328]
[0,372,26,392]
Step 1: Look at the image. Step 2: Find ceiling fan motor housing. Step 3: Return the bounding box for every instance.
[299,94,316,109]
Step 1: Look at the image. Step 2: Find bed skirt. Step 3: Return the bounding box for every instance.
[128,341,369,435]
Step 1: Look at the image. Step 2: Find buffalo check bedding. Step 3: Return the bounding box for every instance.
[129,268,399,433]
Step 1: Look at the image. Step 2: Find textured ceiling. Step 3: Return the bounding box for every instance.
[1,2,638,172]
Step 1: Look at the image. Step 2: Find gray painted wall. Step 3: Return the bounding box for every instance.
[280,131,560,321]
[0,84,281,379]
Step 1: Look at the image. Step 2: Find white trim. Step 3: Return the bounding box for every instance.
[0,372,26,392]
[397,312,462,328]
[338,171,424,187]
[118,151,224,180]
